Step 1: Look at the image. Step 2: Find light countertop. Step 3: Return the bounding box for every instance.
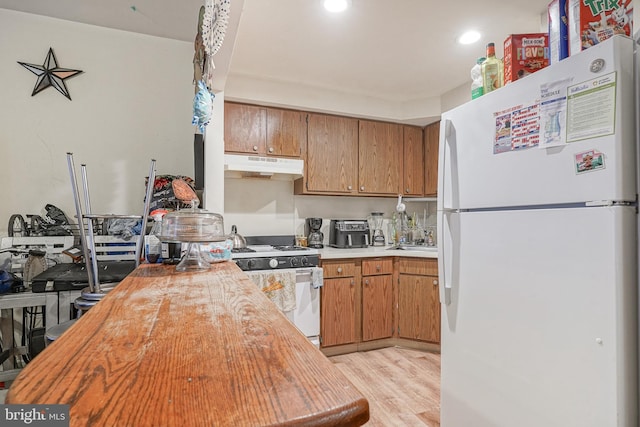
[318,245,437,259]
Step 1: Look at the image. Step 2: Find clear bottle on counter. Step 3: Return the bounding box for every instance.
[145,209,167,263]
[482,43,504,94]
[387,214,397,246]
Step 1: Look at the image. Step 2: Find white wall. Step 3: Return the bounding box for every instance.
[0,9,195,235]
[224,177,436,243]
[203,91,225,214]
[440,82,471,114]
[225,74,443,127]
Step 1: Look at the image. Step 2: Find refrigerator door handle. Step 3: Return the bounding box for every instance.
[437,209,452,305]
[437,118,455,305]
[437,120,452,209]
[438,119,459,211]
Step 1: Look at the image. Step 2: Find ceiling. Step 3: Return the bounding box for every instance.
[1,0,550,118]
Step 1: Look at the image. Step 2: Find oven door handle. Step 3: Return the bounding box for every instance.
[296,267,323,289]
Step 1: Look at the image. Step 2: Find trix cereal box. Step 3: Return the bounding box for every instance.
[503,34,550,84]
[549,0,569,62]
[568,0,634,56]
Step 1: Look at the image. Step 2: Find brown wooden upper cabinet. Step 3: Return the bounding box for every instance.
[224,103,265,155]
[403,126,424,196]
[224,102,306,158]
[298,113,358,194]
[358,120,402,195]
[424,121,440,197]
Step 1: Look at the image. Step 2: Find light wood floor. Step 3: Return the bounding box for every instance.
[329,347,441,426]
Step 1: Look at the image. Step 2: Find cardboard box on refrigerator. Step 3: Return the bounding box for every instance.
[548,0,569,62]
[568,0,633,56]
[503,33,550,84]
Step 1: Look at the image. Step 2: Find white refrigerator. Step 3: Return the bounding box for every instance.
[437,35,638,427]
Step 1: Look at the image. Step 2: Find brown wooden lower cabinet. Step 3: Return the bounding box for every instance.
[321,261,358,347]
[320,257,440,351]
[362,259,393,341]
[398,258,440,343]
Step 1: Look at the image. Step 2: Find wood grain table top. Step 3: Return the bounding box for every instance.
[6,263,369,426]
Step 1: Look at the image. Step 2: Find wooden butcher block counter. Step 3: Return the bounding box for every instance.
[6,263,369,427]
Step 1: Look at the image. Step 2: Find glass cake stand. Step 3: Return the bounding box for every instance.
[158,201,226,272]
[160,239,218,272]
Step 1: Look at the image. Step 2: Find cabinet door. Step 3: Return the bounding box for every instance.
[358,120,402,195]
[306,113,358,193]
[403,126,424,196]
[398,274,440,343]
[224,103,266,154]
[321,277,357,347]
[266,108,306,158]
[362,274,393,341]
[424,121,440,197]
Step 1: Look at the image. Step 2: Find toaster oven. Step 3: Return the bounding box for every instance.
[328,220,370,248]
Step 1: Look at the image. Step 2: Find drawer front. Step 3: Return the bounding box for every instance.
[361,258,393,276]
[398,258,438,276]
[322,261,356,278]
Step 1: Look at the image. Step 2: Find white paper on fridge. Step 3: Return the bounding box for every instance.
[493,103,541,154]
[539,77,573,148]
[566,72,617,142]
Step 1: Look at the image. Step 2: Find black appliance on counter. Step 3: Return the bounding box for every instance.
[329,220,370,248]
[305,217,324,248]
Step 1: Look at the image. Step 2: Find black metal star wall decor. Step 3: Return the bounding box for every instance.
[18,48,83,100]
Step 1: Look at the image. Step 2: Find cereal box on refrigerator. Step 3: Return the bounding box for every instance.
[548,0,569,62]
[503,33,550,84]
[568,0,633,56]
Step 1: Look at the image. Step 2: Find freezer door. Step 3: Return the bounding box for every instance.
[440,206,638,427]
[438,36,636,211]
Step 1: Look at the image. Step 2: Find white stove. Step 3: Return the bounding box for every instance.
[231,237,323,347]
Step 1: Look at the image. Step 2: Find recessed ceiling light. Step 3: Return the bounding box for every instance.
[458,30,481,45]
[324,0,351,13]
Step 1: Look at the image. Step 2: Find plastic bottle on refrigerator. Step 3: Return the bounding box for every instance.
[145,210,167,263]
[481,43,504,94]
[470,57,486,99]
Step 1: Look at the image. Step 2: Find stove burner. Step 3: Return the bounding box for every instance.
[231,247,256,253]
[273,245,310,252]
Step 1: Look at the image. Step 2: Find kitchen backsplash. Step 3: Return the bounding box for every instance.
[224,178,436,244]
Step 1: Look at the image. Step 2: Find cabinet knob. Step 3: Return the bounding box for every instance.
[433,279,438,285]
[406,188,410,193]
[268,147,274,153]
[364,279,369,285]
[350,280,354,286]
[376,265,381,271]
[252,145,258,151]
[360,186,365,191]
[337,267,343,274]
[347,185,353,191]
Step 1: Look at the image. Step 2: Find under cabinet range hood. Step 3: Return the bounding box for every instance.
[224,154,303,180]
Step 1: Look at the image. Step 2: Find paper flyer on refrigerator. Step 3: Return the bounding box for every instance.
[493,103,540,154]
[566,72,617,142]
[539,78,572,148]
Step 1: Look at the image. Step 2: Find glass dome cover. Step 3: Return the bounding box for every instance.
[159,200,225,243]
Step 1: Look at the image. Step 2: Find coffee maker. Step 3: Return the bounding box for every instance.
[305,217,324,248]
